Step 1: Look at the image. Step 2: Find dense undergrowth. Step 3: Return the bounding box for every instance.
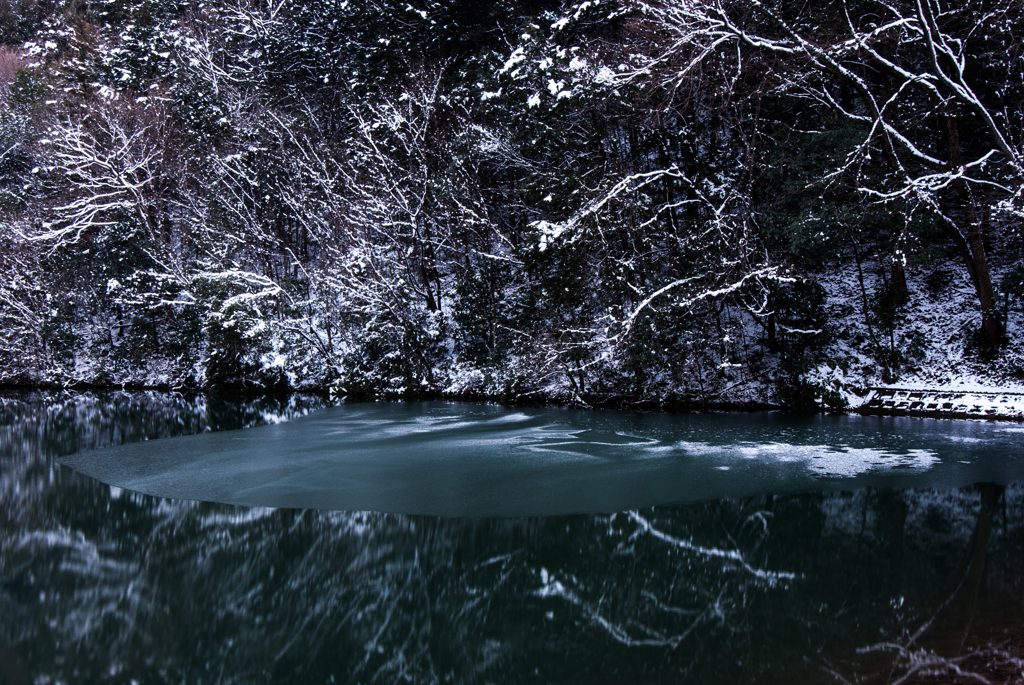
[1,0,1022,409]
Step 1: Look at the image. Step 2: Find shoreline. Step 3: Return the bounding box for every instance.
[4,380,1024,422]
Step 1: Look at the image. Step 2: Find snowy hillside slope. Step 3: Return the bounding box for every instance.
[800,262,1024,413]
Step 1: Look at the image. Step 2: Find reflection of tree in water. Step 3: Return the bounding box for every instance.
[847,482,1024,685]
[0,392,1022,684]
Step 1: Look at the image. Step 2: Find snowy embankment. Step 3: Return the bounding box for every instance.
[858,387,1024,420]
[801,259,1024,419]
[3,254,1021,422]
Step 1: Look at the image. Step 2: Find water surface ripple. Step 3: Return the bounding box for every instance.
[58,402,1024,515]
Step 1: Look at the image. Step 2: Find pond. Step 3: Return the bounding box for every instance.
[2,391,1022,684]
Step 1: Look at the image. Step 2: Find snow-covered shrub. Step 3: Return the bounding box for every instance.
[336,307,446,401]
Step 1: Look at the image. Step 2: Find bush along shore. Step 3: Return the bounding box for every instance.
[1,1,1022,415]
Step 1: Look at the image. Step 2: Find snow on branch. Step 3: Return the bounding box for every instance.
[29,106,163,250]
[532,167,684,251]
[616,266,791,341]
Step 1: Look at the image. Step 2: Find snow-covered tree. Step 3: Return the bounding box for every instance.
[627,0,1024,346]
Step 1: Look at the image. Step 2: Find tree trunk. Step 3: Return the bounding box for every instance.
[967,225,1004,344]
[941,107,1005,345]
[889,254,909,307]
[945,212,1004,345]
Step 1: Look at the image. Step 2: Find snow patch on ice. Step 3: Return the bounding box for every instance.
[678,441,939,478]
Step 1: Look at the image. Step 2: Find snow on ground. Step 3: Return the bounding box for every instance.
[810,259,1024,409]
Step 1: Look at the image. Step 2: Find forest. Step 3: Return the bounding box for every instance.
[0,0,1021,409]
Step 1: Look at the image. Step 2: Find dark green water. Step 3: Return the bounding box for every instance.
[1,392,1022,684]
[58,401,1024,516]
